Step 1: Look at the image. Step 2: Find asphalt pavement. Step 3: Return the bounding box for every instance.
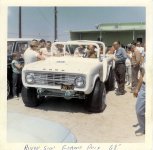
[7,86,144,143]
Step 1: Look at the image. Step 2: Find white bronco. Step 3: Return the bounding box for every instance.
[22,40,114,113]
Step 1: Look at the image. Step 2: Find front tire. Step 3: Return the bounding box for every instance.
[105,68,114,91]
[86,79,106,113]
[21,87,41,107]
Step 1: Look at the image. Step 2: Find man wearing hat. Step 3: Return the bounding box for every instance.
[24,39,45,65]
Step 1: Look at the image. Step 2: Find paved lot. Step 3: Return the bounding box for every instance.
[7,87,144,143]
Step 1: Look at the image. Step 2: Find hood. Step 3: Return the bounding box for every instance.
[23,56,100,74]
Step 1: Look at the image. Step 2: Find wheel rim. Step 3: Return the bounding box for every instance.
[7,81,10,97]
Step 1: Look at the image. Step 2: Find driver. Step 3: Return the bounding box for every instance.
[86,45,97,58]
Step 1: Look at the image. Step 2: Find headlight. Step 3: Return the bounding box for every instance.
[75,76,85,88]
[26,73,35,84]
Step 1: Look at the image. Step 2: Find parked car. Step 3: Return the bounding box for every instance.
[7,38,37,98]
[22,41,115,113]
[7,112,77,143]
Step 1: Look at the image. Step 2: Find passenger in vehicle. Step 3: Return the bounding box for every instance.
[86,45,97,58]
[52,44,64,56]
[46,41,52,53]
[74,45,85,57]
[52,44,70,56]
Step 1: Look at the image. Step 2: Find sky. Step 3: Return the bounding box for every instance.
[8,7,146,41]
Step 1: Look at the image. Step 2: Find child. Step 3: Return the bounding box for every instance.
[11,53,23,98]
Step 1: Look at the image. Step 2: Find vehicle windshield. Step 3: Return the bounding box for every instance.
[51,43,104,58]
[7,41,15,55]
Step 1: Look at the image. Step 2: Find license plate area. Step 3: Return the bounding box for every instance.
[61,84,74,90]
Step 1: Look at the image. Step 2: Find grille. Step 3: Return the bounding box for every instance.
[29,72,79,86]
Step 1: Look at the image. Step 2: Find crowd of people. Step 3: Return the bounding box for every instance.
[10,39,146,136]
[111,41,146,136]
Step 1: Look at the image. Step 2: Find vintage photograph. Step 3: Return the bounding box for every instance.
[7,7,146,143]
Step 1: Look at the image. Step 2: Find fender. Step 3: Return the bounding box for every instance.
[105,64,112,81]
[102,58,108,82]
[103,57,114,82]
[88,74,99,94]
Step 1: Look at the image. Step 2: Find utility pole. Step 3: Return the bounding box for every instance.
[19,6,22,38]
[54,7,57,41]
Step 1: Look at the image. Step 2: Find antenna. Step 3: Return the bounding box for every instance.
[54,7,57,41]
[19,6,22,38]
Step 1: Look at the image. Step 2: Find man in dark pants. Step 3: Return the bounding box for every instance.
[113,41,127,95]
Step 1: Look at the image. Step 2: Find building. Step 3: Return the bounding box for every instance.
[70,22,145,46]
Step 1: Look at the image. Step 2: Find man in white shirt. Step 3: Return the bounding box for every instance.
[24,40,45,65]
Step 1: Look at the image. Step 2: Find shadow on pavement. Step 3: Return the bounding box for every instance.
[34,97,90,114]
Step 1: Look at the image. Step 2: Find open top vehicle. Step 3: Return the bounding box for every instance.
[22,40,115,113]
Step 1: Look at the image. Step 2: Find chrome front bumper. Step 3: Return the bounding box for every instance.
[37,88,86,99]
